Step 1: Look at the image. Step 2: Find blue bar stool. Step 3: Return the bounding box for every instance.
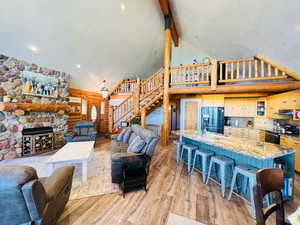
[173,140,184,164]
[227,164,258,218]
[181,144,198,172]
[205,155,234,198]
[191,149,214,183]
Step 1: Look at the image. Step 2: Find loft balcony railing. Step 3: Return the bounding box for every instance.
[170,62,211,86]
[219,57,288,83]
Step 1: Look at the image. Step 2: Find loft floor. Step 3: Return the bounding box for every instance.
[58,138,300,225]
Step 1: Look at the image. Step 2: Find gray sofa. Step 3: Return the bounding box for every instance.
[111,125,160,184]
[0,165,75,225]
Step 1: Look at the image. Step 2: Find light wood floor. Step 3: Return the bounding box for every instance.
[58,138,300,225]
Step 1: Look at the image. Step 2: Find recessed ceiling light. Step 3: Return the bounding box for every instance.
[76,64,81,68]
[120,3,126,11]
[27,44,40,53]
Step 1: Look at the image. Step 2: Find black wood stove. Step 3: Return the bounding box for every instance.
[22,127,54,156]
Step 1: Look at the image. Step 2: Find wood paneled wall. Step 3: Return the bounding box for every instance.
[68,88,109,135]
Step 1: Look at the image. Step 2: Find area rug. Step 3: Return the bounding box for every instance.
[166,213,206,225]
[0,148,121,200]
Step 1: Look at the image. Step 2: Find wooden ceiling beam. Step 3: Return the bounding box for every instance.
[158,0,179,47]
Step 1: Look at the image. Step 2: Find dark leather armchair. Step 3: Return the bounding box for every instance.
[65,121,97,143]
[0,165,75,225]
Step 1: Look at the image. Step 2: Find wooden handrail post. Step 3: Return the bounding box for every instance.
[141,109,146,127]
[134,78,141,114]
[108,105,114,133]
[211,58,218,91]
[162,15,172,146]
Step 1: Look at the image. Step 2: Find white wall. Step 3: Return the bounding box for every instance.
[171,40,211,66]
[146,106,163,125]
[0,0,165,92]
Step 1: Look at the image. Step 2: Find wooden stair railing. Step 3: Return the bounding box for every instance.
[110,68,164,131]
[108,79,137,97]
[140,68,164,102]
[170,62,211,86]
[112,95,134,129]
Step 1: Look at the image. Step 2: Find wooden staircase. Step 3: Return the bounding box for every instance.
[109,68,164,131]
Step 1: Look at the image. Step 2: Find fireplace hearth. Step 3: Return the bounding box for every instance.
[22,127,54,156]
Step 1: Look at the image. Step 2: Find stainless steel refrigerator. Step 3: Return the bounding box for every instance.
[201,107,224,134]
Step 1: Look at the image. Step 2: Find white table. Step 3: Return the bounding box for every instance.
[46,141,95,182]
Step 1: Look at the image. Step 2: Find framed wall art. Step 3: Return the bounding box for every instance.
[21,71,58,98]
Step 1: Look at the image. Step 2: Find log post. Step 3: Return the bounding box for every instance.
[134,78,141,114]
[108,105,114,133]
[141,109,146,128]
[210,58,218,91]
[162,14,172,146]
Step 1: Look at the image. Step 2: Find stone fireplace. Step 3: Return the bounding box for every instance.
[0,54,70,160]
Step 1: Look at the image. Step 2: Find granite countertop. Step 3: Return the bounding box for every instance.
[225,126,300,142]
[172,130,295,160]
[281,134,300,141]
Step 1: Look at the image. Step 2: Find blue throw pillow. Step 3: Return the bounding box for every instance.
[123,129,133,143]
[127,136,146,153]
[117,128,128,142]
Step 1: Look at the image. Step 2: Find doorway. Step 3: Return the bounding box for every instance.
[180,99,201,131]
[87,100,101,133]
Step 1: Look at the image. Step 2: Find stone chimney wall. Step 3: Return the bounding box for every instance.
[0,54,70,160]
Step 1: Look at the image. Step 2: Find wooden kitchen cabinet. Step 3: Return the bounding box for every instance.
[267,90,300,119]
[280,136,300,173]
[258,130,265,142]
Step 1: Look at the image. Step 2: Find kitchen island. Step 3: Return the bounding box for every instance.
[173,130,296,200]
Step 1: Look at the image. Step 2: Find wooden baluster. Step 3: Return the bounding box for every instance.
[231,62,234,79]
[192,65,195,82]
[201,65,204,81]
[255,60,258,77]
[261,60,265,77]
[108,105,114,133]
[237,62,240,79]
[225,63,228,80]
[275,67,279,76]
[220,63,223,81]
[268,64,271,77]
[242,61,246,79]
[248,61,252,78]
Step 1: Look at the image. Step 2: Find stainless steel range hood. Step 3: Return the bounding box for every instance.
[278,109,294,116]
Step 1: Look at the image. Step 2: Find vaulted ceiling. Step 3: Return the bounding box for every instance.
[170,0,300,71]
[0,0,165,91]
[1,0,300,92]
